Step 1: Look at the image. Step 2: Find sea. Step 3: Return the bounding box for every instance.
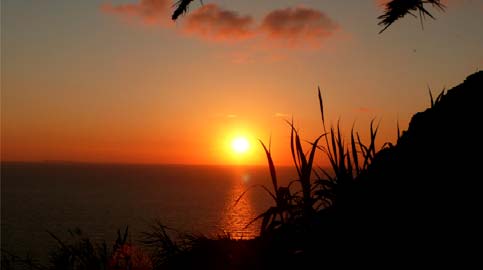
[1,162,298,263]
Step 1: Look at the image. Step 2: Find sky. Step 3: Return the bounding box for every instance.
[1,0,482,166]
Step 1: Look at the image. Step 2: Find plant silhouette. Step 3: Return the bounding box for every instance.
[171,0,446,33]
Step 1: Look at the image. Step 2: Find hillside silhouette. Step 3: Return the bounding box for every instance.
[338,70,483,263]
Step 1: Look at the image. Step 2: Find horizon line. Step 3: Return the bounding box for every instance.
[0,160,298,168]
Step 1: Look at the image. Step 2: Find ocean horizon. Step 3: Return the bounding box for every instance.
[1,162,301,262]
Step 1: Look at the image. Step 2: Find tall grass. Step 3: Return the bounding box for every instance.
[251,88,384,234]
[46,227,151,270]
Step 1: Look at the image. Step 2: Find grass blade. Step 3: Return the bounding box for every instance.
[351,126,360,175]
[429,85,434,108]
[318,87,325,126]
[259,139,278,194]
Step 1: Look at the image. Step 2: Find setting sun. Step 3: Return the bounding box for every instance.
[219,130,264,165]
[231,137,250,154]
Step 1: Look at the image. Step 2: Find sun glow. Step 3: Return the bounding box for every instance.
[217,129,264,165]
[231,137,250,154]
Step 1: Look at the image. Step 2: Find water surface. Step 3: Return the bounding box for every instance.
[1,162,297,261]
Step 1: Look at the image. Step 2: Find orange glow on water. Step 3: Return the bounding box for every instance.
[219,178,258,239]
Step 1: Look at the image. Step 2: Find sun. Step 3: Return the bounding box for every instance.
[231,137,250,154]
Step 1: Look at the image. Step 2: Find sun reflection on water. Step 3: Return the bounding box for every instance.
[219,172,259,239]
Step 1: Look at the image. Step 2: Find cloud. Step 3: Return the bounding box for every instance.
[102,2,340,49]
[101,0,170,26]
[260,6,338,48]
[182,4,255,41]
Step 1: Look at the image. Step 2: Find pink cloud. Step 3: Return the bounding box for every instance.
[101,2,340,50]
[182,4,255,41]
[260,6,338,48]
[101,0,170,25]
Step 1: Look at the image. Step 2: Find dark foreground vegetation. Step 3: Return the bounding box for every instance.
[2,71,482,269]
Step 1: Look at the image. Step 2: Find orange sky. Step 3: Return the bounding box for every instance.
[2,0,482,166]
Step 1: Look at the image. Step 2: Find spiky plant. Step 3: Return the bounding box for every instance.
[287,121,324,217]
[172,0,202,20]
[142,221,183,269]
[378,0,446,33]
[311,88,384,213]
[428,86,446,108]
[245,140,295,234]
[249,88,385,236]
